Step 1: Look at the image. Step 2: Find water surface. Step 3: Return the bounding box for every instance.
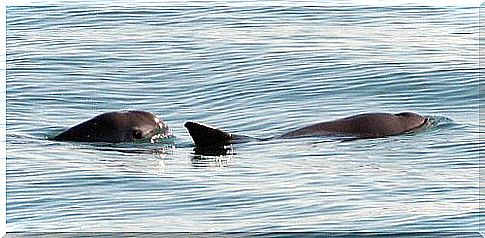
[6,3,480,233]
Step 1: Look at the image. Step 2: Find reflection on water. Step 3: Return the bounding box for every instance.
[192,145,235,156]
[191,154,234,168]
[190,145,235,167]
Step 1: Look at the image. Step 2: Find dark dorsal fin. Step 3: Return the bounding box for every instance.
[184,122,233,147]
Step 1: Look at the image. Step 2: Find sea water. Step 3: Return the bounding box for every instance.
[6,2,481,234]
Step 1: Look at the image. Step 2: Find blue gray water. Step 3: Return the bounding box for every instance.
[6,3,480,233]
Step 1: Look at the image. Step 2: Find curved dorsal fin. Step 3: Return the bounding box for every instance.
[184,122,233,147]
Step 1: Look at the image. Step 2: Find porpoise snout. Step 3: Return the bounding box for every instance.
[155,116,172,135]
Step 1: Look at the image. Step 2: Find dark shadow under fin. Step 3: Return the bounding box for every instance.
[184,121,261,148]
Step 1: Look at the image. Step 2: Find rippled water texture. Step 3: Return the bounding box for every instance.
[6,4,480,233]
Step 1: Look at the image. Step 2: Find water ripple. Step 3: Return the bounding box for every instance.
[6,4,479,233]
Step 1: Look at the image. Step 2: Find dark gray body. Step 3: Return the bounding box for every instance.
[279,112,426,139]
[185,112,427,148]
[53,111,171,143]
